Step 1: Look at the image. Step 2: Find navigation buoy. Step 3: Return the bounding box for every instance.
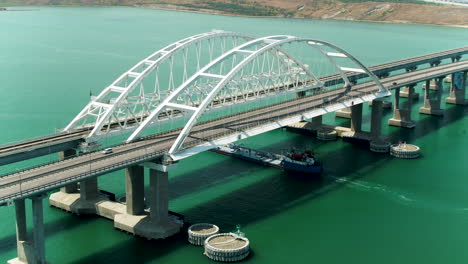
[188,223,219,246]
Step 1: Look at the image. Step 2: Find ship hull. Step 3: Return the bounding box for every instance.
[282,160,323,178]
[210,148,282,169]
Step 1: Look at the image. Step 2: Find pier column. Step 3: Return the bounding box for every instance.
[9,199,33,264]
[310,115,322,129]
[446,71,467,105]
[149,169,169,223]
[419,77,444,116]
[80,178,99,201]
[114,163,182,240]
[32,195,46,264]
[370,99,383,138]
[388,87,415,128]
[9,196,48,264]
[336,107,351,119]
[125,166,145,215]
[59,149,78,194]
[400,67,419,99]
[369,99,390,153]
[350,104,363,133]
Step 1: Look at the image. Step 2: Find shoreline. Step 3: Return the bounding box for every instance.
[134,4,468,29]
[2,3,467,29]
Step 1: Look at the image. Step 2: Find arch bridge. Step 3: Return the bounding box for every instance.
[64,30,388,160]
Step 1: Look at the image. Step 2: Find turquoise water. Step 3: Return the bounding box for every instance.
[1,6,468,263]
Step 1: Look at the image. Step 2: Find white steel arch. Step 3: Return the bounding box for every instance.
[125,35,386,155]
[64,30,251,138]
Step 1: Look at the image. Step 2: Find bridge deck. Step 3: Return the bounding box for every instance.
[1,60,467,203]
[0,46,466,165]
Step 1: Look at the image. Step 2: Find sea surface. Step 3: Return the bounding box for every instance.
[0,6,468,264]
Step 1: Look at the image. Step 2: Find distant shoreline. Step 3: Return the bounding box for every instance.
[1,3,467,29]
[133,4,468,29]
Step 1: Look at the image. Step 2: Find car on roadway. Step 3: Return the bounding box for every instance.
[102,148,113,154]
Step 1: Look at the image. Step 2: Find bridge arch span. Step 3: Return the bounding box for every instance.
[123,34,387,155]
[64,30,252,138]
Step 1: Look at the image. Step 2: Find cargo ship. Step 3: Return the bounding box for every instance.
[211,144,323,177]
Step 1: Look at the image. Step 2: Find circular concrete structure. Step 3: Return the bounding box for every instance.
[390,143,420,159]
[204,233,250,262]
[188,223,219,246]
[317,128,337,141]
[370,140,391,153]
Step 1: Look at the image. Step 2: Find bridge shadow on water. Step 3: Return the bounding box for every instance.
[70,101,466,263]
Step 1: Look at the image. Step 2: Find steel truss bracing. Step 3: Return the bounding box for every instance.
[64,30,252,139]
[65,31,386,155]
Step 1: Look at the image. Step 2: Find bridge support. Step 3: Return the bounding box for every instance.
[350,104,363,133]
[125,166,145,215]
[400,67,419,99]
[310,115,322,129]
[8,195,47,264]
[114,163,182,240]
[59,149,78,194]
[369,99,390,152]
[400,85,419,99]
[388,87,416,128]
[422,80,437,91]
[49,177,103,215]
[446,72,467,105]
[335,107,351,119]
[419,78,444,116]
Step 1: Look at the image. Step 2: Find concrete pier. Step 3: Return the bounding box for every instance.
[370,99,383,137]
[114,165,182,240]
[446,72,467,105]
[350,104,363,133]
[419,78,444,116]
[369,99,390,152]
[59,149,78,194]
[422,80,437,90]
[125,166,145,215]
[310,115,322,129]
[388,87,416,128]
[9,196,47,264]
[32,196,46,264]
[49,177,106,215]
[50,163,183,240]
[400,85,419,99]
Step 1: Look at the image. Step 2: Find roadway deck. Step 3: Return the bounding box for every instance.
[1,59,467,203]
[0,47,466,166]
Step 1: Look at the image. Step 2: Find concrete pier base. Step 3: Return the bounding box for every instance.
[50,165,182,240]
[422,80,437,90]
[399,86,419,99]
[49,177,106,215]
[445,72,467,105]
[335,107,351,119]
[388,109,416,128]
[114,213,182,240]
[388,87,416,128]
[419,78,444,116]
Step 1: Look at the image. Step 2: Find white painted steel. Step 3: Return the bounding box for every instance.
[64,30,250,138]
